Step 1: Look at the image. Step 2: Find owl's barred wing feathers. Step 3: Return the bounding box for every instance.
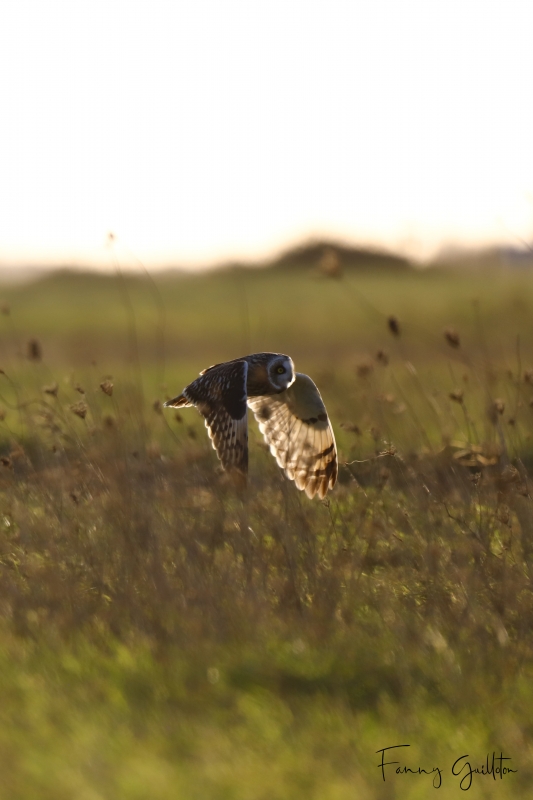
[164,360,249,475]
[248,373,337,499]
[163,356,336,499]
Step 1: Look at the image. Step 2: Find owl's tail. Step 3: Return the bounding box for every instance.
[163,393,192,408]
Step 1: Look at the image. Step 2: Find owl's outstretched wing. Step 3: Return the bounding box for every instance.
[164,360,249,476]
[248,373,337,499]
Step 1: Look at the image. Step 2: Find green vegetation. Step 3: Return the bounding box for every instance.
[1,261,533,797]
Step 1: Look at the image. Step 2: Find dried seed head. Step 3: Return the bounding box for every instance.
[487,399,503,424]
[493,398,505,415]
[501,465,520,484]
[496,505,510,525]
[27,339,42,361]
[100,380,113,397]
[103,415,115,428]
[0,456,12,468]
[444,328,460,348]
[153,399,163,415]
[449,389,464,403]
[376,349,389,365]
[387,316,400,336]
[43,383,58,397]
[70,401,88,419]
[74,384,85,394]
[524,370,533,384]
[340,422,362,435]
[356,361,373,379]
[174,411,183,423]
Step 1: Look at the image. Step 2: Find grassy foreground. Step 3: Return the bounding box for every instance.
[1,263,533,797]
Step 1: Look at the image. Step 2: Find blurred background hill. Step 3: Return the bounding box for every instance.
[2,238,533,285]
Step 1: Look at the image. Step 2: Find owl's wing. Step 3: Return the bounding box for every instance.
[164,360,249,475]
[248,372,337,499]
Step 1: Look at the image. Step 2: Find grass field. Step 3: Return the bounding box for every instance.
[1,261,533,798]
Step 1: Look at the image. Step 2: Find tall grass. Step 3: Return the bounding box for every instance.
[1,264,533,797]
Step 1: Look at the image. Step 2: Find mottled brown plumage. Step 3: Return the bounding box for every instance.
[164,353,337,499]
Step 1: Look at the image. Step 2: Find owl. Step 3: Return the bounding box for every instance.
[164,353,337,499]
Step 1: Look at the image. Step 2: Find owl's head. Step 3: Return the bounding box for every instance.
[268,354,295,392]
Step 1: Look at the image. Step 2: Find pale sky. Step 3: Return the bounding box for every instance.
[1,0,532,270]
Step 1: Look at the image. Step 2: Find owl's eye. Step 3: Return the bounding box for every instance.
[276,366,285,374]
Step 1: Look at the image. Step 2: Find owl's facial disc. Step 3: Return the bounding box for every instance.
[269,356,295,391]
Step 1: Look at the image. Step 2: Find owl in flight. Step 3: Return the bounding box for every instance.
[164,353,337,499]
